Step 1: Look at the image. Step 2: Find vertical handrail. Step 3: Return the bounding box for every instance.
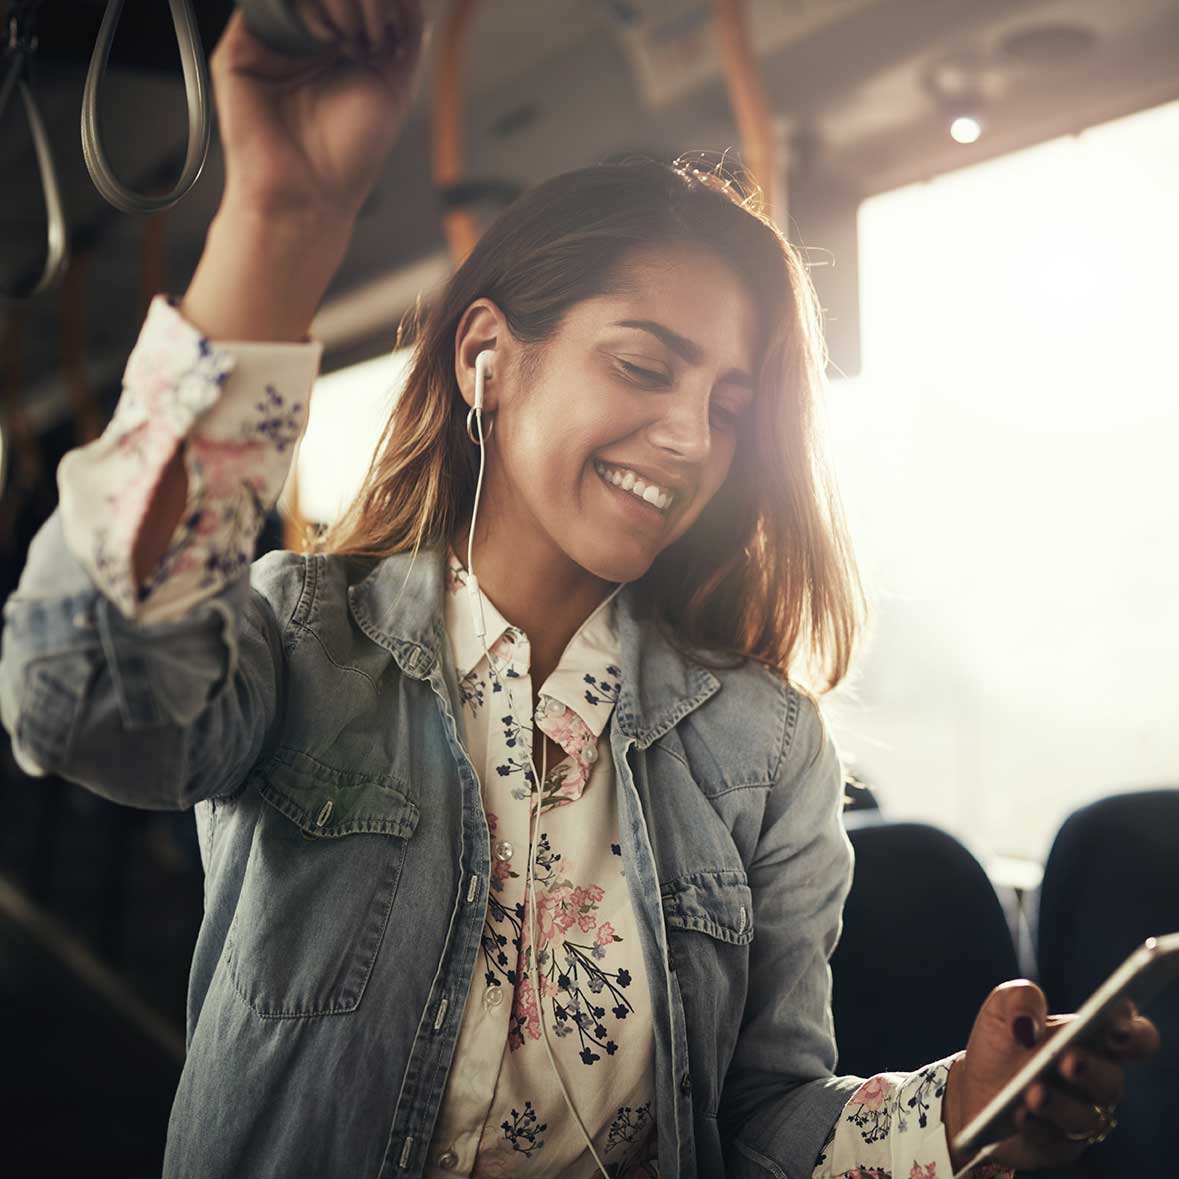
[431,0,483,268]
[712,0,786,228]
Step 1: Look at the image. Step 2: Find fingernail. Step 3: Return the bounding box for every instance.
[1014,1014,1038,1048]
[1109,1025,1132,1047]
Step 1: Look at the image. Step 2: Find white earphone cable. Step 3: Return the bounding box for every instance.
[465,352,613,1178]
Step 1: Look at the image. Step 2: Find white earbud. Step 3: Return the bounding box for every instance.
[474,348,492,413]
[467,350,494,639]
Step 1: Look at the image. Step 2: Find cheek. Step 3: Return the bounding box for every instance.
[692,440,739,511]
[508,412,603,509]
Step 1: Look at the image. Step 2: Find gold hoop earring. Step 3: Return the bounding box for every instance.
[466,406,495,444]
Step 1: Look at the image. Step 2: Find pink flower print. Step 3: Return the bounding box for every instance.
[534,888,560,944]
[909,1164,938,1179]
[851,1075,891,1111]
[491,859,511,887]
[195,508,220,537]
[595,922,616,946]
[486,811,498,834]
[510,975,542,1049]
[583,884,604,903]
[539,704,584,750]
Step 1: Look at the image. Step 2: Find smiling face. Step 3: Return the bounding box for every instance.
[454,243,761,586]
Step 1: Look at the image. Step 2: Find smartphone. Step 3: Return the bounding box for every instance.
[951,932,1179,1159]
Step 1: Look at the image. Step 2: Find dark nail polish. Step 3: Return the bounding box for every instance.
[1014,1014,1038,1048]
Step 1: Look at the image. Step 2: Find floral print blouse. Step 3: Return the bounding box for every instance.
[426,550,657,1177]
[53,293,1014,1179]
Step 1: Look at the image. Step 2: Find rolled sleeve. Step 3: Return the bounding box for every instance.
[57,293,321,624]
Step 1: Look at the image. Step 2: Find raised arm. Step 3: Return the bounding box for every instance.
[0,2,426,806]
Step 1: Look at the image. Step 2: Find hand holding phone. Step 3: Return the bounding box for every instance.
[949,933,1179,1177]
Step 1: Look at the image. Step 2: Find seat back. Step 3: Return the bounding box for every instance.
[1037,789,1179,1177]
[830,819,1020,1076]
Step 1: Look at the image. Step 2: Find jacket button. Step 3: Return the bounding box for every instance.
[493,840,513,862]
[680,1070,692,1094]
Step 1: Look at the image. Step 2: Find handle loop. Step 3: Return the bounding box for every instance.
[81,0,212,214]
[0,1,69,299]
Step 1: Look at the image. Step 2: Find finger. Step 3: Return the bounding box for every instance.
[1024,1081,1113,1143]
[1104,1012,1161,1061]
[319,0,364,47]
[1056,1048,1124,1107]
[356,0,389,51]
[297,4,342,46]
[988,979,1049,1049]
[1012,1109,1086,1169]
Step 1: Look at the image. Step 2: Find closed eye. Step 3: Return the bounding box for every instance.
[710,405,740,430]
[617,360,671,387]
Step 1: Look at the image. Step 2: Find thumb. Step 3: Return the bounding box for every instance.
[986,978,1050,1050]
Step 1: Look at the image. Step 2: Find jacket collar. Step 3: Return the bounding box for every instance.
[346,542,720,749]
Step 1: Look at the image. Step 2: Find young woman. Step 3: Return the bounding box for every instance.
[0,3,1158,1177]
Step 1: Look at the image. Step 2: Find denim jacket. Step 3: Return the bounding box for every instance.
[0,509,869,1178]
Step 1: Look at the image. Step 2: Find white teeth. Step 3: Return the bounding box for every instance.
[595,461,676,513]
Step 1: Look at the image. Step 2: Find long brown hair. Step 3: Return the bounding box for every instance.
[314,156,867,694]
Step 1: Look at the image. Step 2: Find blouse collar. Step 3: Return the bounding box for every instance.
[443,547,623,740]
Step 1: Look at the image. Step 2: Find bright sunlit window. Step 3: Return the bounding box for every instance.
[822,98,1179,866]
[278,349,412,525]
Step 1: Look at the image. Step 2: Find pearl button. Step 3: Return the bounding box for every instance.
[580,743,598,764]
[546,698,567,716]
[484,985,504,1008]
[436,1148,458,1169]
[494,840,514,862]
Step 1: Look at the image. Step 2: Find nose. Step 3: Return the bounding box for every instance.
[646,386,712,464]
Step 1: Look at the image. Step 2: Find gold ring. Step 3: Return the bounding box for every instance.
[1065,1102,1118,1145]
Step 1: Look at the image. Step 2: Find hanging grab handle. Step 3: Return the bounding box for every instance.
[0,1,69,299]
[81,0,212,214]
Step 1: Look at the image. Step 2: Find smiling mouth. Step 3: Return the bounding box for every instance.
[592,460,678,515]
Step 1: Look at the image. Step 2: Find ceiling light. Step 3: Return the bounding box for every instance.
[950,115,983,144]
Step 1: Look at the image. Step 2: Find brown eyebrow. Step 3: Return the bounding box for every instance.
[611,319,755,390]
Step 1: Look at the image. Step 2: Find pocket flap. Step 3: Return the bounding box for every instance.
[257,748,419,840]
[661,869,754,944]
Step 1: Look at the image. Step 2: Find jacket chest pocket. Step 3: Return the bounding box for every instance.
[226,749,420,1019]
[662,869,754,1116]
